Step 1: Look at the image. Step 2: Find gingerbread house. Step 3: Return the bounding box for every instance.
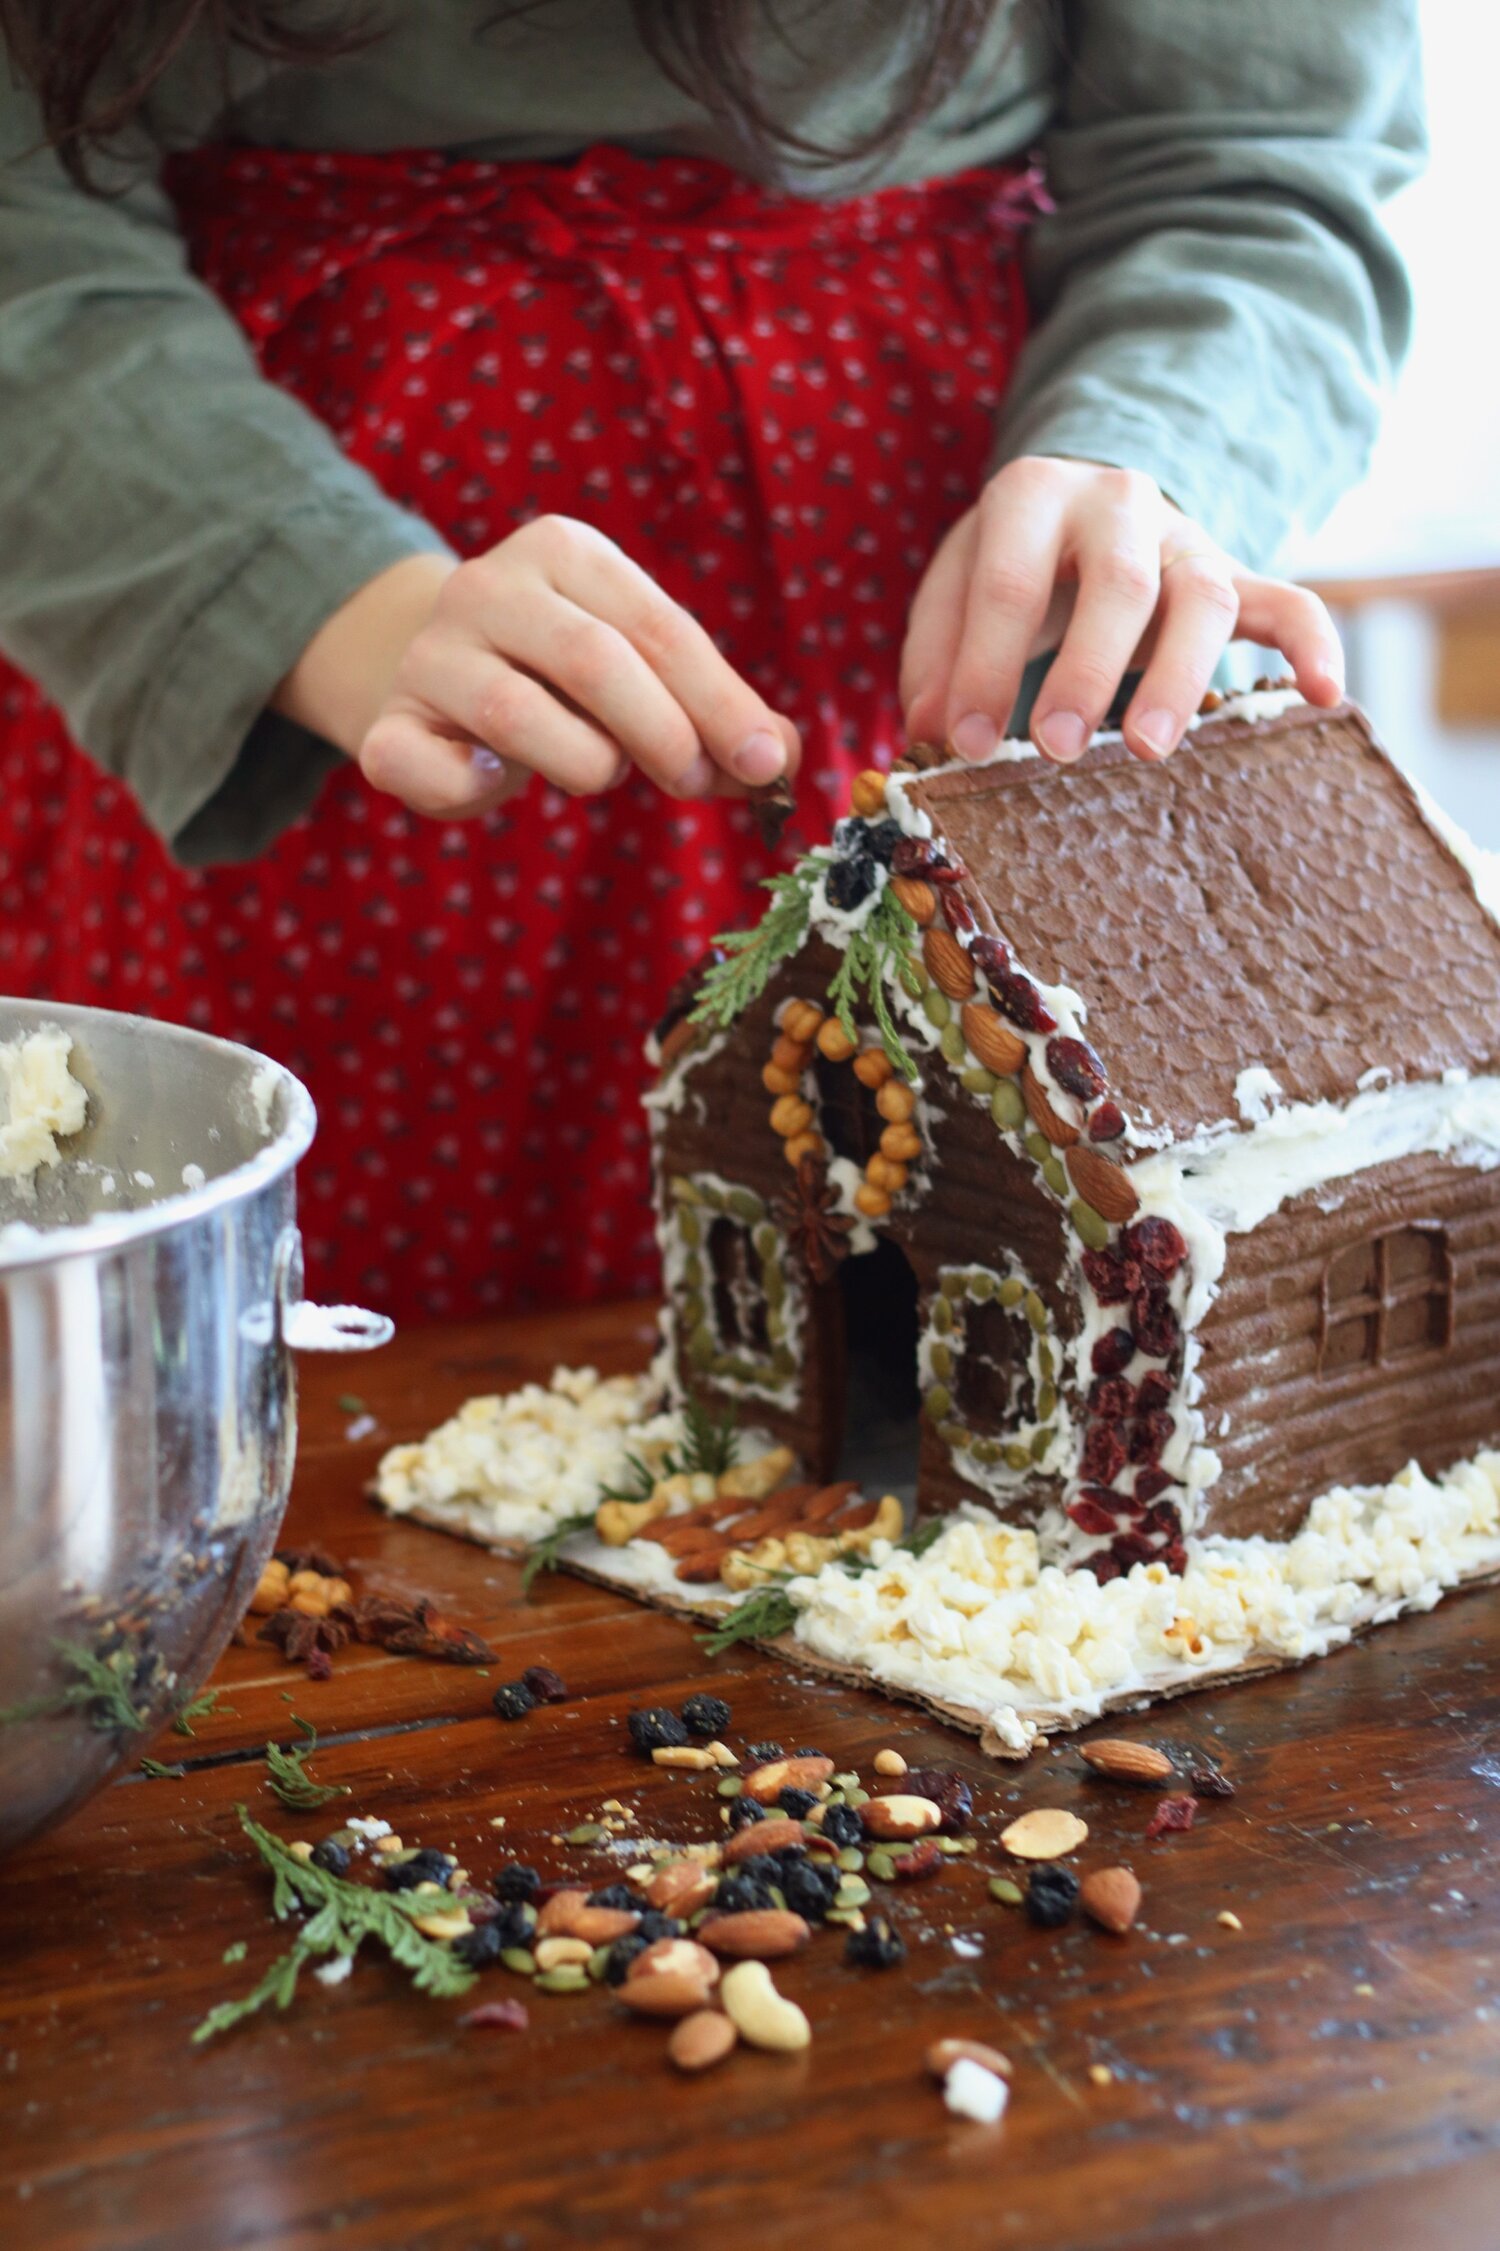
[647,693,1500,1579]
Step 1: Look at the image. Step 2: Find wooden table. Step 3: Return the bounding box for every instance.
[6,1302,1500,2251]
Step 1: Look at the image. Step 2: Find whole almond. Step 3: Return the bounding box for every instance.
[890,874,936,927]
[1065,1142,1140,1222]
[1080,1866,1142,1935]
[647,1861,718,1915]
[627,1937,719,1986]
[618,1970,716,2019]
[1000,1808,1089,1861]
[860,1794,943,1842]
[536,1887,590,1936]
[568,1905,640,1944]
[700,1909,811,1960]
[1079,1739,1174,1786]
[923,927,976,1002]
[668,2009,739,2074]
[724,1817,805,1866]
[925,2037,1014,2082]
[1023,1063,1080,1149]
[960,1002,1026,1077]
[743,1755,834,1804]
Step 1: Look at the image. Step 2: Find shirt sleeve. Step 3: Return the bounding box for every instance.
[991,0,1426,567]
[0,91,452,866]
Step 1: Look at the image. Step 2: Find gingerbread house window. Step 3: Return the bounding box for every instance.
[812,1052,884,1168]
[1320,1224,1453,1373]
[953,1298,1037,1433]
[706,1217,769,1354]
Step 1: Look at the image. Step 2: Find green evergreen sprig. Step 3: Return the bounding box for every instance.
[520,1509,597,1595]
[826,886,919,1079]
[0,1640,153,1734]
[193,1808,476,2042]
[689,865,820,1030]
[697,1584,798,1654]
[264,1719,349,1810]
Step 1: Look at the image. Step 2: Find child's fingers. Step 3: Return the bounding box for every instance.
[1118,550,1241,763]
[1233,576,1345,705]
[901,512,976,744]
[1028,480,1163,763]
[943,461,1066,760]
[363,654,627,810]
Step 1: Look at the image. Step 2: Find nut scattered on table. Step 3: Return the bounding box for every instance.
[719,1960,811,2052]
[1079,1867,1142,1935]
[669,2010,738,2073]
[1000,1808,1089,1861]
[1079,1739,1175,1786]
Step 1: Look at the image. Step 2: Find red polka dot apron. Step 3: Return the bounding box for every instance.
[0,145,1039,1320]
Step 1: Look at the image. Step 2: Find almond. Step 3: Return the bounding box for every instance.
[567,1905,640,1944]
[1000,1808,1089,1861]
[1065,1142,1140,1222]
[668,2008,738,2074]
[536,1887,590,1935]
[627,1938,719,1986]
[646,1861,718,1916]
[923,927,976,1001]
[699,1910,810,1959]
[723,1817,806,1867]
[860,1794,943,1842]
[960,1002,1026,1077]
[1080,1866,1142,1935]
[925,2037,1014,2082]
[890,874,936,927]
[1079,1738,1174,1786]
[743,1754,834,1804]
[617,1971,716,2018]
[1023,1063,1080,1149]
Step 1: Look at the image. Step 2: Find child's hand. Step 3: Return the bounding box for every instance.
[276,517,798,819]
[902,457,1344,766]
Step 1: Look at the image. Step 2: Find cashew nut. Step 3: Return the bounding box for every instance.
[720,1538,787,1590]
[716,1445,796,1501]
[595,1492,671,1546]
[719,1959,811,2052]
[654,1470,718,1512]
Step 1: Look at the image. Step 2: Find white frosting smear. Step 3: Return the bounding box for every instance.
[0,1027,88,1182]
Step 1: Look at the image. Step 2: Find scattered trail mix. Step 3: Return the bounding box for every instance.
[248,1543,495,1676]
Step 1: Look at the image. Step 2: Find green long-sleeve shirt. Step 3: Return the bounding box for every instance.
[0,0,1423,864]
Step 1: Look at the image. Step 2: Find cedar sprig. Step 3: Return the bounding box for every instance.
[174,1686,235,1738]
[192,1807,476,2042]
[688,864,819,1030]
[0,1640,152,1734]
[697,1582,797,1655]
[520,1509,597,1595]
[827,886,918,1080]
[673,1394,739,1480]
[264,1719,349,1810]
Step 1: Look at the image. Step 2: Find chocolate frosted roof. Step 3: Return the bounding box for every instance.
[903,702,1500,1144]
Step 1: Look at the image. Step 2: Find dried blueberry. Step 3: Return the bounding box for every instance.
[604,1933,650,1986]
[452,1920,506,1968]
[488,1901,536,1949]
[1188,1764,1236,1800]
[746,1741,783,1763]
[778,1859,838,1923]
[819,1804,865,1848]
[634,1910,685,1943]
[493,1862,542,1905]
[627,1706,689,1754]
[901,1768,973,1834]
[825,855,877,912]
[730,1854,784,1887]
[713,1871,776,1915]
[491,1680,537,1722]
[383,1848,454,1892]
[1025,1865,1080,1929]
[521,1664,569,1705]
[727,1796,766,1832]
[778,1786,818,1820]
[587,1884,638,1911]
[680,1692,732,1739]
[845,1915,906,1969]
[861,818,903,867]
[310,1838,350,1877]
[791,1746,826,1760]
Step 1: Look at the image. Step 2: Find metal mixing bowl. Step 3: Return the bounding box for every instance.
[0,998,392,1857]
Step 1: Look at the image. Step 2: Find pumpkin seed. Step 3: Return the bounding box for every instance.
[928,1339,953,1381]
[501,1947,538,1976]
[587,1946,611,1982]
[765,1305,787,1343]
[968,1269,995,1299]
[942,1271,967,1299]
[937,1420,967,1449]
[921,987,951,1030]
[678,1211,702,1248]
[1037,1339,1055,1380]
[988,1876,1023,1907]
[566,1823,604,1845]
[990,1080,1027,1132]
[1024,1130,1051,1166]
[762,1263,786,1307]
[866,1849,897,1883]
[536,1965,590,1995]
[906,954,931,993]
[1042,1155,1068,1197]
[1024,1289,1048,1335]
[924,1384,952,1423]
[961,1066,998,1095]
[940,1023,965,1063]
[771,1346,796,1377]
[670,1178,702,1204]
[1030,1425,1055,1462]
[836,1846,865,1874]
[826,1906,865,1929]
[1037,1380,1058,1421]
[728,1188,764,1224]
[1005,1443,1031,1471]
[843,1787,869,1808]
[753,1221,778,1259]
[972,1438,1001,1464]
[998,1275,1025,1308]
[679,1292,705,1331]
[1070,1198,1111,1251]
[835,1875,871,1909]
[768,1886,787,1913]
[717,1776,742,1799]
[930,1294,953,1335]
[687,1328,715,1370]
[832,1772,861,1790]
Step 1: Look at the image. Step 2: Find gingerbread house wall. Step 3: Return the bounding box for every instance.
[1193,1149,1500,1541]
[656,940,1079,1519]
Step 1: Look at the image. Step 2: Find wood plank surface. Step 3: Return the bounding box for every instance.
[4,1300,1500,2251]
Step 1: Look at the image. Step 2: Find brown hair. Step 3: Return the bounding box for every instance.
[1,0,1006,187]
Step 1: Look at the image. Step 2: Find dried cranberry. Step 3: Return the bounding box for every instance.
[890,836,940,876]
[1122,1217,1188,1279]
[1046,1036,1107,1101]
[459,1999,530,2032]
[1090,1327,1136,1377]
[1129,1411,1175,1465]
[888,1838,944,1881]
[991,971,1058,1034]
[1089,1100,1127,1143]
[1131,1469,1176,1508]
[521,1664,569,1705]
[1131,1289,1181,1361]
[1111,1530,1157,1567]
[1082,1251,1133,1307]
[1088,1376,1135,1423]
[1067,1496,1118,1536]
[901,1768,973,1833]
[1080,1424,1127,1485]
[1139,1500,1182,1539]
[927,858,968,887]
[1135,1371,1174,1416]
[942,890,977,937]
[1144,1794,1198,1840]
[1083,1552,1123,1583]
[1162,1539,1189,1576]
[970,934,1011,982]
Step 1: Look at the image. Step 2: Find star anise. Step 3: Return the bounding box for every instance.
[338,1592,496,1666]
[257,1606,352,1669]
[777,1154,854,1284]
